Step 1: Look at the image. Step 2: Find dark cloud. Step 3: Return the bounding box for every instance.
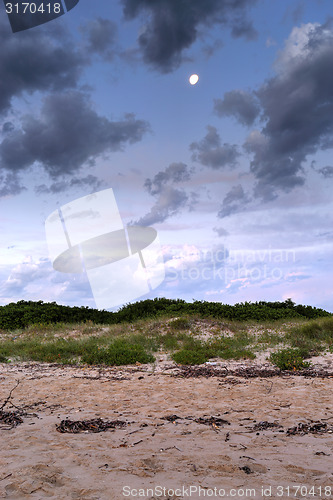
[190,126,239,169]
[136,187,188,226]
[144,162,192,195]
[188,191,200,211]
[318,166,333,178]
[212,21,333,205]
[202,39,224,58]
[244,21,333,200]
[136,162,195,225]
[214,90,260,126]
[0,172,26,197]
[2,122,14,134]
[0,19,86,115]
[0,90,150,178]
[231,18,257,40]
[121,0,258,72]
[82,17,118,60]
[286,273,311,283]
[35,175,104,195]
[213,227,230,237]
[218,184,250,218]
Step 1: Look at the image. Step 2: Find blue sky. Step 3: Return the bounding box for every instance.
[1,0,333,311]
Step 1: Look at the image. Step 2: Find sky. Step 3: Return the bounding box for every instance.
[0,0,333,312]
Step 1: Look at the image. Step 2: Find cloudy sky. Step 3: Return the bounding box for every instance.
[0,0,333,312]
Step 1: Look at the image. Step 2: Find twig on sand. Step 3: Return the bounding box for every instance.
[0,474,12,482]
[0,379,20,411]
[0,380,25,430]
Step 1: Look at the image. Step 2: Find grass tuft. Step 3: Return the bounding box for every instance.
[82,339,155,366]
[286,316,333,354]
[169,317,191,331]
[0,352,8,363]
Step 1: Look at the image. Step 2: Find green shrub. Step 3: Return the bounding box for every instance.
[172,348,209,365]
[217,347,256,360]
[171,331,256,365]
[82,340,155,366]
[270,348,311,371]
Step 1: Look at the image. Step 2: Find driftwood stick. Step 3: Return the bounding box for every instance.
[0,380,20,410]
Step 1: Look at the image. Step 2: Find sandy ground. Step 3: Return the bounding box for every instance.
[0,361,332,500]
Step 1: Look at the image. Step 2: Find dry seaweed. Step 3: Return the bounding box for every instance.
[239,465,253,474]
[161,414,230,431]
[192,416,230,428]
[175,365,333,379]
[56,418,128,433]
[0,410,23,430]
[286,421,333,435]
[161,415,182,423]
[176,366,230,378]
[251,421,283,431]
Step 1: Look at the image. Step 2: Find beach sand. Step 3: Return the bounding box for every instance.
[0,361,332,500]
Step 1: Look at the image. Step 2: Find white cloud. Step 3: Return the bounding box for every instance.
[274,23,320,73]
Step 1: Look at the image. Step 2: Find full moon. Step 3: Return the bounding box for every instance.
[189,74,199,85]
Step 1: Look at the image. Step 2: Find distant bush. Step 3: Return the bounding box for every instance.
[0,300,116,330]
[0,297,330,331]
[270,348,311,371]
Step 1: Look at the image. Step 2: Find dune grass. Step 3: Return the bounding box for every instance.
[0,300,332,368]
[285,316,333,356]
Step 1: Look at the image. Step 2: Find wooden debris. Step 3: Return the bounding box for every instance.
[56,418,128,433]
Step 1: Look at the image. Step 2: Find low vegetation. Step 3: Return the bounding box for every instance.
[0,298,331,369]
[270,348,311,371]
